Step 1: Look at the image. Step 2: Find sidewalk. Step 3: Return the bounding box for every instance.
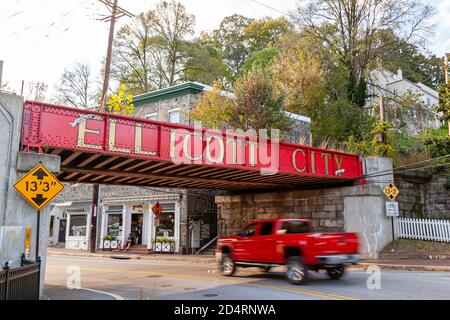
[354,258,450,273]
[47,247,217,263]
[43,284,118,300]
[47,248,450,272]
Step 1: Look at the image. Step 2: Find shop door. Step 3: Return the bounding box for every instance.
[131,214,144,245]
[58,219,67,243]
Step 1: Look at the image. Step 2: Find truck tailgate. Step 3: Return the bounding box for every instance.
[311,232,359,255]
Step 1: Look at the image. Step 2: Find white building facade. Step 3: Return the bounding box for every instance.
[99,194,181,252]
[48,201,92,250]
[367,68,442,133]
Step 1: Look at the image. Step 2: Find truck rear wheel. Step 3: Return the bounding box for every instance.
[286,257,308,285]
[326,265,345,280]
[220,254,236,277]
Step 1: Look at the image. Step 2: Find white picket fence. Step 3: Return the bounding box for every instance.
[396,218,450,242]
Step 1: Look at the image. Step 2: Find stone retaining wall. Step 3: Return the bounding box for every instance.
[395,170,450,219]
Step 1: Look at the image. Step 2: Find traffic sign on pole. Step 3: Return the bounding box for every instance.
[13,163,64,210]
[383,182,400,201]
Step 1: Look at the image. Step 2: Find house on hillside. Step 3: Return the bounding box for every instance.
[366,68,442,134]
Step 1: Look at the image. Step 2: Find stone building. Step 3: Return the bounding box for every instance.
[50,81,312,253]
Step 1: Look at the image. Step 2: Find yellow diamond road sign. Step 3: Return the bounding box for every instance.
[13,163,64,210]
[384,182,400,201]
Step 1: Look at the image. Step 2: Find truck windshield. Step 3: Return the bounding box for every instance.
[281,221,311,234]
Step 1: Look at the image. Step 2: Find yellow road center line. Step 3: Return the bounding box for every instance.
[47,265,358,300]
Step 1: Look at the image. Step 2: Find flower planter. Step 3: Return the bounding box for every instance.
[152,242,175,254]
[102,239,121,251]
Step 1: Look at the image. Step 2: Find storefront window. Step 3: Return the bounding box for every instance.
[156,211,175,237]
[68,214,87,237]
[107,214,123,237]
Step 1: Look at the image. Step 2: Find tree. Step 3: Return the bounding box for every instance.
[382,37,444,90]
[189,81,233,129]
[270,32,369,142]
[244,17,291,52]
[106,83,135,115]
[183,40,231,86]
[437,83,450,124]
[188,70,291,133]
[294,0,435,106]
[203,14,253,77]
[27,81,48,102]
[204,15,291,80]
[239,47,279,76]
[55,62,98,109]
[229,68,291,132]
[112,0,195,93]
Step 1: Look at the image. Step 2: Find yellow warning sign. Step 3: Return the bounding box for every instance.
[13,163,64,210]
[383,182,400,201]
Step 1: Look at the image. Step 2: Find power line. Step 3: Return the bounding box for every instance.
[363,154,450,179]
[362,162,449,180]
[248,0,293,17]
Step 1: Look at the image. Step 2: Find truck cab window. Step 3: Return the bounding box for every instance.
[281,221,311,234]
[260,222,273,236]
[239,223,257,237]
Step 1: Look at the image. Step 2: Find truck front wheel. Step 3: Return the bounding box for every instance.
[220,254,236,277]
[326,265,345,280]
[286,257,308,285]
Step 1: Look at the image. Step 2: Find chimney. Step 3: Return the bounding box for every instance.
[397,68,403,79]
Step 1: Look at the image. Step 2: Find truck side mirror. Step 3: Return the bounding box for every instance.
[276,229,287,235]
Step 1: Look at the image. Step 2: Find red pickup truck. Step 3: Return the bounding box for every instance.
[215,218,360,285]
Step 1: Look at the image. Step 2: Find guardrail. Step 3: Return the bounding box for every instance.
[396,218,450,243]
[0,256,41,300]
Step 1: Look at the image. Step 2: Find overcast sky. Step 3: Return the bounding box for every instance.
[0,0,448,97]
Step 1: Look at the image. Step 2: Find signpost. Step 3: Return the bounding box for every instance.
[13,163,64,261]
[383,182,400,246]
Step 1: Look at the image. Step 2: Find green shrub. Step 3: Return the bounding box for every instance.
[103,234,117,241]
[152,237,175,244]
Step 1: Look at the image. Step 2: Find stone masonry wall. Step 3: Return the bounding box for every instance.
[425,173,450,218]
[216,188,346,238]
[395,170,450,219]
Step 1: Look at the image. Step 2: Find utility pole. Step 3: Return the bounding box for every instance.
[89,0,133,253]
[97,0,133,112]
[379,93,386,142]
[445,53,449,136]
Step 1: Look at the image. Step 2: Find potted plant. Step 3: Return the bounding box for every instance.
[152,237,175,254]
[102,234,119,251]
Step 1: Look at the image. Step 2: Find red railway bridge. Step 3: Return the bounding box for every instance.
[20,101,364,191]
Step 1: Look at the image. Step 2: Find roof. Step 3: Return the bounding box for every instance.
[386,78,439,99]
[133,82,205,106]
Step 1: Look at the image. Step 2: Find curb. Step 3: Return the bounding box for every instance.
[47,251,217,264]
[350,263,450,273]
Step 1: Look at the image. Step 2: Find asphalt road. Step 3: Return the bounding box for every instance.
[44,255,450,300]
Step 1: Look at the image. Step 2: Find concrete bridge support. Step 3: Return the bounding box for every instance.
[0,92,60,296]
